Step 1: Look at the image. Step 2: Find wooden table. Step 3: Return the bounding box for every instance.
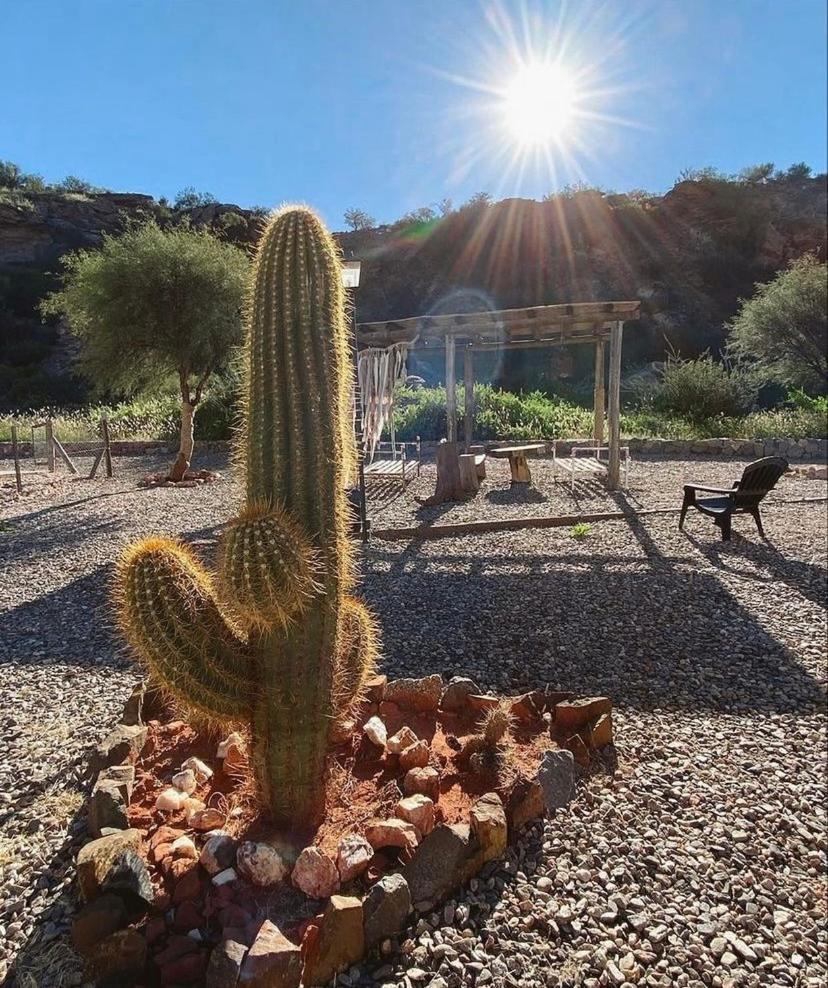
[488,443,547,484]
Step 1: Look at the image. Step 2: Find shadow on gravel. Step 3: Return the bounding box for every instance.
[0,522,225,669]
[0,512,125,568]
[686,532,828,609]
[364,537,826,715]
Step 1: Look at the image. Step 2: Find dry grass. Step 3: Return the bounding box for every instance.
[14,936,83,988]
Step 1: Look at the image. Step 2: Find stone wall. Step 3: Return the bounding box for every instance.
[1,437,826,462]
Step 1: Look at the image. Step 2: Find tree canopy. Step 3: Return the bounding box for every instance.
[42,220,249,476]
[728,254,827,394]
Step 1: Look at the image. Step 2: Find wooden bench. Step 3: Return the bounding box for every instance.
[488,443,547,484]
[553,443,630,492]
[364,440,421,489]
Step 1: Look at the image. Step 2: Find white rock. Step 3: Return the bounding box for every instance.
[236,841,289,887]
[363,716,387,748]
[170,835,198,860]
[292,846,340,899]
[396,794,436,835]
[155,787,186,813]
[212,867,238,886]
[181,756,213,783]
[387,726,418,754]
[336,834,374,882]
[217,732,245,759]
[171,769,198,795]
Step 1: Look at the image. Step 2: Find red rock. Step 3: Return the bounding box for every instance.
[554,697,612,733]
[365,818,420,853]
[395,795,435,836]
[223,924,252,946]
[206,938,248,987]
[172,867,203,904]
[86,928,147,981]
[151,842,175,866]
[588,711,613,749]
[505,776,545,832]
[364,674,387,702]
[466,693,499,712]
[399,741,430,771]
[510,691,545,722]
[169,857,198,882]
[160,950,207,985]
[219,904,252,929]
[155,933,200,966]
[173,900,203,933]
[145,915,167,946]
[150,826,186,853]
[240,919,301,987]
[403,767,440,800]
[70,893,127,954]
[563,733,591,768]
[154,890,171,911]
[302,895,364,986]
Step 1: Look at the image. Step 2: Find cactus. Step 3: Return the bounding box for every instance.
[460,700,515,777]
[116,206,380,828]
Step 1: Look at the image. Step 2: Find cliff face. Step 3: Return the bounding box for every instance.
[1,178,825,406]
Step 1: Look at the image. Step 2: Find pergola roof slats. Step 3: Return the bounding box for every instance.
[357,300,640,349]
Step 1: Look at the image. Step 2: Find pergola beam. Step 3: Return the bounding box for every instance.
[607,321,624,489]
[357,299,641,348]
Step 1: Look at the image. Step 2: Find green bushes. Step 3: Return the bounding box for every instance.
[3,384,826,446]
[636,353,760,420]
[393,385,592,441]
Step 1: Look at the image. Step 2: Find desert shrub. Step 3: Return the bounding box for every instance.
[640,353,760,420]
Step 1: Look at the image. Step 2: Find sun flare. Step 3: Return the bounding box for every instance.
[501,61,580,147]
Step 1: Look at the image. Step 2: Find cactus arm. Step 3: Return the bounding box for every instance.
[332,596,381,725]
[117,538,251,722]
[216,503,319,630]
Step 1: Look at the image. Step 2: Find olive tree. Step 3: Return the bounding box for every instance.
[42,220,249,479]
[728,254,827,394]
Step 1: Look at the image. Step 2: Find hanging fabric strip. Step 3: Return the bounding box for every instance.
[357,343,408,462]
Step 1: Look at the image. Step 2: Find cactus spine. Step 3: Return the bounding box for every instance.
[117,206,379,828]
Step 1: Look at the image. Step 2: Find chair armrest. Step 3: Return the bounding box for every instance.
[684,483,737,495]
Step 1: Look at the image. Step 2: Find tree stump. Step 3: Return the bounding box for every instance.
[458,454,480,493]
[420,441,470,505]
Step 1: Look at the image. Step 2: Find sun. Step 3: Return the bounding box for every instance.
[501,61,580,147]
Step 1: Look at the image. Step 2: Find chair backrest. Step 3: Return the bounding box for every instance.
[734,456,789,508]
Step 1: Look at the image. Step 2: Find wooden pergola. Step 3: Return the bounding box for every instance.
[357,300,640,490]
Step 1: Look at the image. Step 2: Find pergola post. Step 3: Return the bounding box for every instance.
[463,344,474,451]
[593,341,605,444]
[445,335,457,443]
[607,321,624,490]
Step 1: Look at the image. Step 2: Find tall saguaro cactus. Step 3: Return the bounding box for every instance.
[117,206,380,828]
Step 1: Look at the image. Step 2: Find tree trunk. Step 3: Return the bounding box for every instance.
[169,400,195,482]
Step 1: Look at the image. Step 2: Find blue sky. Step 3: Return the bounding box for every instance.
[3,0,826,229]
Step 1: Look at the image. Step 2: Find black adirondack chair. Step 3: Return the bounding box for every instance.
[678,456,789,541]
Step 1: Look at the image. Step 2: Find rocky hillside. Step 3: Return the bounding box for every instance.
[1,176,825,406]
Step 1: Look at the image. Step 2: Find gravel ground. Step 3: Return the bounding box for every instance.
[367,453,827,529]
[0,452,825,987]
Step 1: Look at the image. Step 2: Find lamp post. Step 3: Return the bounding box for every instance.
[341,260,368,541]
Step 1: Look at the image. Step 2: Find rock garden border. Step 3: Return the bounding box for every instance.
[72,675,616,986]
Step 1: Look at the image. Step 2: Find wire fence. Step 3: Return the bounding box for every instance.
[6,415,113,492]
